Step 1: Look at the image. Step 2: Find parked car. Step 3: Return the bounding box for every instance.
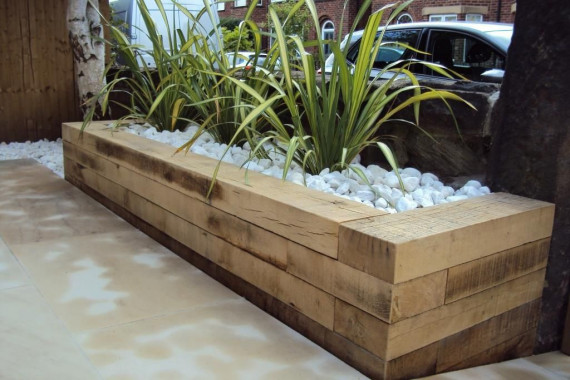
[225,52,282,71]
[321,22,513,83]
[226,52,268,70]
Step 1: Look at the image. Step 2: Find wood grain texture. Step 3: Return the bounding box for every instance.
[64,141,289,269]
[288,242,446,323]
[334,299,390,359]
[442,329,537,373]
[389,269,545,360]
[436,299,541,372]
[446,239,550,303]
[390,271,447,322]
[63,122,383,258]
[385,342,439,380]
[0,0,80,142]
[334,270,545,361]
[65,157,336,329]
[339,193,554,283]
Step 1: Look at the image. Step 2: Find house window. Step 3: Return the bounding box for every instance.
[217,1,225,11]
[397,13,413,24]
[466,13,483,22]
[429,14,458,22]
[322,20,334,57]
[257,0,262,6]
[234,0,246,7]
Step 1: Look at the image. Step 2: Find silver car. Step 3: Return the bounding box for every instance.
[321,22,513,83]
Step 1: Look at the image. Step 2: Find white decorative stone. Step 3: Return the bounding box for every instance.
[464,180,482,189]
[391,188,404,204]
[403,176,420,192]
[420,172,439,186]
[395,196,418,212]
[356,190,376,202]
[374,198,388,209]
[335,181,350,195]
[447,195,469,202]
[367,164,388,179]
[432,180,444,191]
[431,191,445,204]
[287,172,305,183]
[348,179,361,193]
[441,186,455,198]
[384,172,401,188]
[401,167,422,178]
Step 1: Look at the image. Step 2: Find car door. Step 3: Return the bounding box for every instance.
[423,29,507,82]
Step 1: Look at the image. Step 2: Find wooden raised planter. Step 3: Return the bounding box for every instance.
[63,121,555,379]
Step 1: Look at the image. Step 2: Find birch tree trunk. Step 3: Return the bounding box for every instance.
[67,0,105,118]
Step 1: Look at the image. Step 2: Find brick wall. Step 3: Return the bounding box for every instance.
[371,0,516,23]
[218,0,368,49]
[217,0,515,51]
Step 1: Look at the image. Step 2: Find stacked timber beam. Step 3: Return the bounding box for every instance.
[62,121,555,379]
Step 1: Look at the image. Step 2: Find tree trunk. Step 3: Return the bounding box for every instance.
[486,0,570,353]
[67,0,105,118]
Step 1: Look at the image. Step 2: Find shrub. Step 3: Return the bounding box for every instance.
[204,0,473,196]
[244,0,470,180]
[86,0,275,144]
[222,26,254,51]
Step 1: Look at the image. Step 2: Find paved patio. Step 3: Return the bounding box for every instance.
[1,159,568,379]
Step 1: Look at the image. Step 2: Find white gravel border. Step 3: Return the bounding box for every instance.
[1,124,490,213]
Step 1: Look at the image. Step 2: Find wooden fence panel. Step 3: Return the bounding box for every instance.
[0,0,81,143]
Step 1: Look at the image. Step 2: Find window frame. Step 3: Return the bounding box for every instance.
[234,0,246,7]
[425,29,507,80]
[465,13,483,22]
[321,20,335,57]
[397,13,414,24]
[429,14,458,22]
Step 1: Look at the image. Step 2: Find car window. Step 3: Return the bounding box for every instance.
[427,31,506,81]
[346,29,421,69]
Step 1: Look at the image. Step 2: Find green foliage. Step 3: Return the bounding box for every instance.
[222,26,254,51]
[240,0,474,189]
[266,0,311,40]
[84,0,472,201]
[85,0,275,143]
[85,0,199,131]
[219,17,242,30]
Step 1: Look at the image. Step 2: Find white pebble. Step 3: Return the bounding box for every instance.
[464,180,482,188]
[374,198,388,208]
[441,186,455,198]
[335,181,350,195]
[403,176,420,192]
[384,172,401,188]
[401,167,422,178]
[420,172,439,186]
[368,165,388,178]
[447,195,469,202]
[356,190,376,202]
[395,197,418,212]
